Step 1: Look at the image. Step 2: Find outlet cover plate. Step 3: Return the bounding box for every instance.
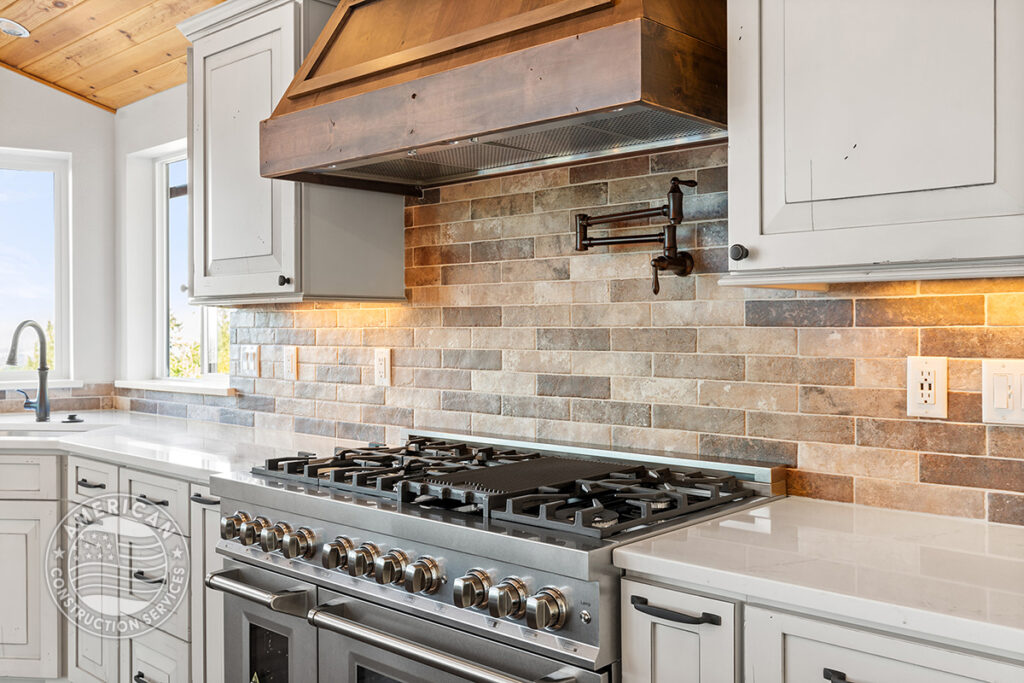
[982,359,1024,425]
[907,356,947,418]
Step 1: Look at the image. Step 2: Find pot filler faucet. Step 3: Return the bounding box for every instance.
[6,320,50,422]
[574,176,697,294]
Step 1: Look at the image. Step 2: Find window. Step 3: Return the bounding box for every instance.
[0,149,69,380]
[157,156,228,378]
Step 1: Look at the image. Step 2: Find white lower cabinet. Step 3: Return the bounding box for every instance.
[190,483,224,683]
[744,607,1024,683]
[0,499,61,679]
[122,627,190,683]
[621,578,737,683]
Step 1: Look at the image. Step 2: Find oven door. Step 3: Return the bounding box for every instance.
[207,560,318,683]
[311,589,608,683]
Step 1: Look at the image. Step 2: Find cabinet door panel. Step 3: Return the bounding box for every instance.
[745,606,1024,682]
[190,483,224,683]
[0,454,58,499]
[191,3,299,297]
[621,578,737,683]
[0,500,60,678]
[67,509,119,683]
[121,627,189,683]
[780,0,993,204]
[728,0,1024,271]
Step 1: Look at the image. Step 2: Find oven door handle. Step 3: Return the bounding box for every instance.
[307,603,578,683]
[205,568,309,618]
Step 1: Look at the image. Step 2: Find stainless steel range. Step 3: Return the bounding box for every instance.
[206,431,777,683]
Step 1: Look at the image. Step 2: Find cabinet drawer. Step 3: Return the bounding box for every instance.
[745,607,1024,682]
[120,469,190,536]
[0,454,58,499]
[67,455,117,503]
[622,578,737,683]
[121,627,189,683]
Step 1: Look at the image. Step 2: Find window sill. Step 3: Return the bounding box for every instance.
[0,379,84,391]
[114,377,237,397]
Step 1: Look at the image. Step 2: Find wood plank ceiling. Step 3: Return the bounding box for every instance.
[0,0,225,111]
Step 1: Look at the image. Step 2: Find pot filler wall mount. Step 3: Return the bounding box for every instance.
[573,176,696,294]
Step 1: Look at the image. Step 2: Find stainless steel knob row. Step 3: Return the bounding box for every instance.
[483,577,568,630]
[219,511,252,540]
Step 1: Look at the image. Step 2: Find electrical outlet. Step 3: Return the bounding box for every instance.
[982,359,1024,425]
[283,346,298,380]
[907,356,947,418]
[374,347,392,386]
[240,345,261,377]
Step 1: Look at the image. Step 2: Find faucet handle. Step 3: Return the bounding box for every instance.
[651,257,664,295]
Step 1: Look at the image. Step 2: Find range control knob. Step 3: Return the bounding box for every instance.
[281,527,317,559]
[347,543,381,577]
[453,569,492,609]
[404,557,442,594]
[374,550,410,585]
[526,587,569,630]
[219,511,251,540]
[259,522,291,552]
[237,516,270,546]
[487,578,529,619]
[321,536,354,570]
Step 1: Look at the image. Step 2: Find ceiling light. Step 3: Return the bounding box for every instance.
[0,18,29,38]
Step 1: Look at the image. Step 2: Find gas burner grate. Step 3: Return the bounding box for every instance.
[491,467,755,538]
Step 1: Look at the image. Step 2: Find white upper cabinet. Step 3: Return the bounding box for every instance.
[181,0,406,304]
[726,0,1024,284]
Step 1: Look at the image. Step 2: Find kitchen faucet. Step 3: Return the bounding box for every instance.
[5,320,50,422]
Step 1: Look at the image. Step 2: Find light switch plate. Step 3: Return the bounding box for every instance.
[907,356,947,418]
[239,345,260,377]
[374,348,392,386]
[283,346,298,380]
[982,359,1024,425]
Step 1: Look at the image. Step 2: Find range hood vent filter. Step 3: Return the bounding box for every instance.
[318,107,725,187]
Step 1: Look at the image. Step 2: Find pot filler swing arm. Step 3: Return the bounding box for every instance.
[573,176,697,294]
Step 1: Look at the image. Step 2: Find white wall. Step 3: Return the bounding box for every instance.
[0,69,115,382]
[113,84,188,380]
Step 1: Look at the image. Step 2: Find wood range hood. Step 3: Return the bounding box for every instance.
[260,0,727,196]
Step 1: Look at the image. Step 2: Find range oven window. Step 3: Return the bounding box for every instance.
[249,623,289,682]
[356,667,403,683]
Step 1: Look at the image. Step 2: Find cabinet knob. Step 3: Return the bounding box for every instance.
[729,244,749,261]
[278,275,292,286]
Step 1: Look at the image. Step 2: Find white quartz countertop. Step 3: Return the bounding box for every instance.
[614,496,1024,659]
[0,410,362,482]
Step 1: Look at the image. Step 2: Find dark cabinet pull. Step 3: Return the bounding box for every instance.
[133,570,166,585]
[823,669,848,682]
[190,492,220,506]
[134,671,150,683]
[137,494,169,507]
[77,478,106,490]
[630,595,721,626]
[278,275,291,286]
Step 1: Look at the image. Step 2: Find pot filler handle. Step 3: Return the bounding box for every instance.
[307,601,578,683]
[205,568,310,618]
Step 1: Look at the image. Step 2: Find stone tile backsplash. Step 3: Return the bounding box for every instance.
[114,142,1024,525]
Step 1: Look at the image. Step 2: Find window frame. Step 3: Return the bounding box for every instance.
[154,153,225,380]
[0,147,71,382]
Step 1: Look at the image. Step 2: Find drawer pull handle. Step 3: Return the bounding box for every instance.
[630,596,721,626]
[137,494,169,507]
[823,669,848,682]
[190,492,220,506]
[77,478,106,490]
[133,570,165,585]
[134,671,151,683]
